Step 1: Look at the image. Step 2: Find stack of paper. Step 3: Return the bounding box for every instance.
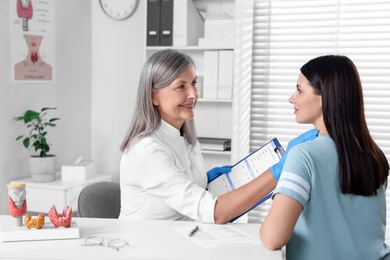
[198,137,231,151]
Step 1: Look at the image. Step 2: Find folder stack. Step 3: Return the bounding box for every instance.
[146,0,204,46]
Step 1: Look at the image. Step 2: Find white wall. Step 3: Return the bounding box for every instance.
[0,0,92,214]
[0,0,227,214]
[56,1,93,165]
[0,0,144,215]
[91,1,145,179]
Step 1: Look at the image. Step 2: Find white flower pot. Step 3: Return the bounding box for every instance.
[29,155,57,182]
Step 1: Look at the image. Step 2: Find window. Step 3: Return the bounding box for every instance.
[233,0,390,223]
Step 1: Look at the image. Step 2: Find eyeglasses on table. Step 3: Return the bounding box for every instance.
[82,236,129,251]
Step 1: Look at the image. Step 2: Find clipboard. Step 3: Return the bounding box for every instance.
[206,138,284,221]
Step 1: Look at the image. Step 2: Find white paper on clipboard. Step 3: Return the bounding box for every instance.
[207,138,284,197]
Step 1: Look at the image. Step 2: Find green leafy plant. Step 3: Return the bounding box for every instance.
[14,107,60,157]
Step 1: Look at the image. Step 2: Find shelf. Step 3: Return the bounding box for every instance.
[146,45,234,51]
[201,150,231,156]
[198,98,232,103]
[145,0,235,168]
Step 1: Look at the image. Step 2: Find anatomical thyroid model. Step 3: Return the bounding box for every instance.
[17,0,33,31]
[14,34,53,80]
[6,183,27,227]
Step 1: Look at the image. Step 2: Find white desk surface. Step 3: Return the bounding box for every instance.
[0,215,282,260]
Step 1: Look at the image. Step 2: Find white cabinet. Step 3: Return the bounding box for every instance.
[9,174,112,214]
[145,0,235,170]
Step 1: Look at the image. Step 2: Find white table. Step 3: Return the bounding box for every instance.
[9,174,112,214]
[0,215,282,260]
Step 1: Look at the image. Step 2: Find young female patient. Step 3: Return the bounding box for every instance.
[260,55,389,259]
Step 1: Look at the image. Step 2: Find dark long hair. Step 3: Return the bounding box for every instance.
[300,55,389,196]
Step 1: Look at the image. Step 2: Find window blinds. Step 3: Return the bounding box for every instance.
[239,0,390,223]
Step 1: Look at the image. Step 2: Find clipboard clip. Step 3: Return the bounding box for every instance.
[274,147,285,158]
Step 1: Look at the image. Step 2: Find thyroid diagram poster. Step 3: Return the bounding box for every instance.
[9,0,55,83]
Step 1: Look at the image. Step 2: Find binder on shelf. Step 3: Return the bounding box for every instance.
[146,0,160,46]
[207,138,285,221]
[198,137,231,151]
[173,0,204,46]
[159,0,173,46]
[218,50,234,99]
[203,51,219,99]
[196,75,204,98]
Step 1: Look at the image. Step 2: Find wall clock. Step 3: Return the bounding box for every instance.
[99,0,140,21]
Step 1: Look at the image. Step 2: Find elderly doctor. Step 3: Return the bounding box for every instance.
[119,49,317,224]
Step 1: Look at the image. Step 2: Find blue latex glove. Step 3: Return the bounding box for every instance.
[207,165,232,183]
[270,129,319,180]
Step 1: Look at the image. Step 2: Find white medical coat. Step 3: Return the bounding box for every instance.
[119,120,217,223]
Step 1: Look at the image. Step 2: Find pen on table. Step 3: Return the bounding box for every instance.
[188,225,199,237]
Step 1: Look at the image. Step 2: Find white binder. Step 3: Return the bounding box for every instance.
[203,51,219,99]
[218,50,234,99]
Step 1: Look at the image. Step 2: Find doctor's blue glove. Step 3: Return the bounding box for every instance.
[270,129,319,181]
[207,165,232,183]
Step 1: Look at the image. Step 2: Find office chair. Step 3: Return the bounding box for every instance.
[77,181,121,218]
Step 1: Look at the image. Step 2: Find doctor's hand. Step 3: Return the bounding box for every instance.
[270,128,319,181]
[207,165,232,183]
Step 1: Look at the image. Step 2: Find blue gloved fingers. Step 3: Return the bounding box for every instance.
[217,165,232,174]
[207,165,232,183]
[288,129,319,148]
[270,128,319,181]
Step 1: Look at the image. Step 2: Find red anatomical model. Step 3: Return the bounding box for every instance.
[48,205,73,228]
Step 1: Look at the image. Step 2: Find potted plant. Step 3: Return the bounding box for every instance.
[14,107,60,182]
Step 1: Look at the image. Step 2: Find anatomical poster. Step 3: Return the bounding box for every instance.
[9,0,55,83]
